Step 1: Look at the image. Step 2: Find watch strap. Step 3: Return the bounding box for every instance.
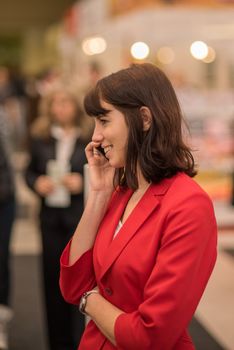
[79,289,99,315]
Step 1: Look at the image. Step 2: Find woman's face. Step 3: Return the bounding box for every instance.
[92,100,129,168]
[50,92,77,127]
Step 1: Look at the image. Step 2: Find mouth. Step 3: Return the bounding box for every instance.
[103,145,112,156]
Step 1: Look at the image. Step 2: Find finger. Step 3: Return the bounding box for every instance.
[93,148,100,156]
[85,143,94,159]
[85,141,101,153]
[85,142,103,162]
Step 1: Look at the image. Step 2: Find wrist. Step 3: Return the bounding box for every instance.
[86,191,113,212]
[79,289,99,315]
[89,188,113,199]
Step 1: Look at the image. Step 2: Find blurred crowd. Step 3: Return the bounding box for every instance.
[0,63,98,350]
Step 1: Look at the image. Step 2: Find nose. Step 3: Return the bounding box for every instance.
[92,122,103,143]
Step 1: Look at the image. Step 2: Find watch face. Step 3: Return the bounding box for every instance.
[79,296,86,314]
[79,293,88,314]
[79,290,97,315]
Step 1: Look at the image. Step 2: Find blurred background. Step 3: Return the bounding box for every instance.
[0,0,234,349]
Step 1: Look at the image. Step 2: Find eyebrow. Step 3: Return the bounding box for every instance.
[96,110,111,118]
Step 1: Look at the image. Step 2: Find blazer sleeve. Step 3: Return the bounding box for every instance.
[24,138,42,192]
[114,191,217,350]
[59,241,96,304]
[59,191,117,305]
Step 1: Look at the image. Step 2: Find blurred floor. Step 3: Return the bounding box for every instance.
[9,152,234,350]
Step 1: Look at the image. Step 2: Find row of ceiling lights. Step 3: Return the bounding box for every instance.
[81,37,216,64]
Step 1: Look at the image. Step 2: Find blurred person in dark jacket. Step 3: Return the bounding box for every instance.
[25,86,93,350]
[0,108,15,350]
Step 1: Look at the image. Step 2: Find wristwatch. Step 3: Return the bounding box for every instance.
[79,289,99,315]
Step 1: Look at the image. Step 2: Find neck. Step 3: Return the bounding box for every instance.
[63,124,74,131]
[136,167,150,192]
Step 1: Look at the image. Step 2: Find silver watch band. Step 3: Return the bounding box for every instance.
[79,289,99,315]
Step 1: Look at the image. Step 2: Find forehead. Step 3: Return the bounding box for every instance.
[100,99,114,111]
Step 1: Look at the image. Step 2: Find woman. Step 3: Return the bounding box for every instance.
[60,64,217,350]
[25,87,92,350]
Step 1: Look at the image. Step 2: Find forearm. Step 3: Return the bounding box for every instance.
[69,190,112,265]
[85,293,124,346]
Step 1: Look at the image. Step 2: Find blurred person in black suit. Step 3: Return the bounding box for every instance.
[25,86,93,350]
[0,107,15,350]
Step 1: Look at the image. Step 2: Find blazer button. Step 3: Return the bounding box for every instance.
[104,287,113,296]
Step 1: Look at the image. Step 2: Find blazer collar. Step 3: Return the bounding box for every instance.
[96,176,176,281]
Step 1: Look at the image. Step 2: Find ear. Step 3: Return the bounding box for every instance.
[140,106,152,131]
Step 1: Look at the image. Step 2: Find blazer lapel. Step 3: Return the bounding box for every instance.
[47,137,56,160]
[98,184,160,281]
[94,188,133,272]
[97,176,178,281]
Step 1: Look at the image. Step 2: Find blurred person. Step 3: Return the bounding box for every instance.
[0,66,16,101]
[0,106,15,350]
[60,63,217,350]
[0,65,27,151]
[25,87,92,350]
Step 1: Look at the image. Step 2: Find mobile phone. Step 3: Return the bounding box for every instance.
[97,146,107,158]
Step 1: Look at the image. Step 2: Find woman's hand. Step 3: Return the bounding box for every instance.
[62,173,83,194]
[68,143,115,264]
[34,175,55,196]
[85,141,115,194]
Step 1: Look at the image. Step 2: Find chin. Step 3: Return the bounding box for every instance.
[108,160,117,168]
[111,161,125,169]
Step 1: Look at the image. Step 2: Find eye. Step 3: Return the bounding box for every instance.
[99,118,108,125]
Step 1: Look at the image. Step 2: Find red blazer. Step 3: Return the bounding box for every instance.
[60,172,217,350]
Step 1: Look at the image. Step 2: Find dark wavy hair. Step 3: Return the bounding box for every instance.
[84,63,196,190]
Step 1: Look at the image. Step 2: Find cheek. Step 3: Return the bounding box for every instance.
[122,134,129,151]
[66,105,76,116]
